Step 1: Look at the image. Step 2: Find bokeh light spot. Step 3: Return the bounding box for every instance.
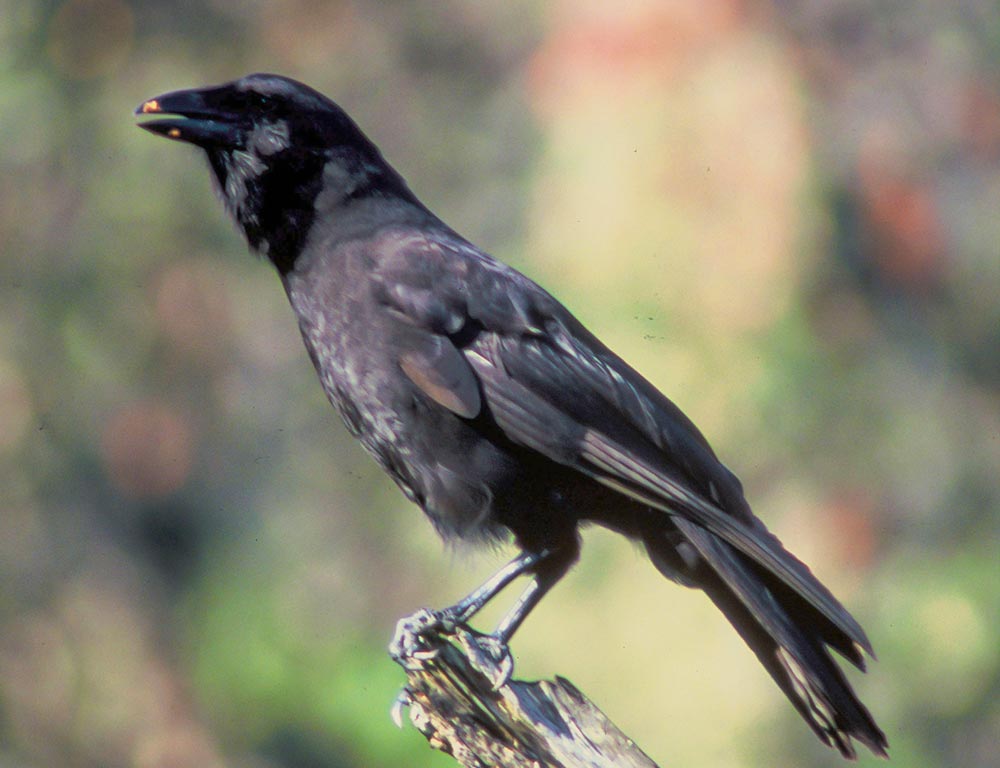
[101,400,194,499]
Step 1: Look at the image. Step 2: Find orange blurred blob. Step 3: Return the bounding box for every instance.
[825,491,881,572]
[101,400,194,499]
[47,0,134,79]
[528,0,743,114]
[861,174,945,291]
[858,129,945,293]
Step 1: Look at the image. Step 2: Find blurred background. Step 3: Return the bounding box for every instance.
[1,0,998,766]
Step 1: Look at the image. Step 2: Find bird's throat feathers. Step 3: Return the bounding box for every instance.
[207,137,324,274]
[206,139,418,275]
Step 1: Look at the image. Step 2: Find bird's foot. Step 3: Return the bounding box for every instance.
[389,608,515,689]
[389,608,446,668]
[454,626,515,690]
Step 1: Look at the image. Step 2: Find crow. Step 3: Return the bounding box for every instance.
[136,73,887,758]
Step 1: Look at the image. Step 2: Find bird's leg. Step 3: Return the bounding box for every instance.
[493,563,563,642]
[389,549,550,667]
[440,548,551,628]
[459,547,576,689]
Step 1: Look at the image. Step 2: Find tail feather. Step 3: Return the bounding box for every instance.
[647,520,888,759]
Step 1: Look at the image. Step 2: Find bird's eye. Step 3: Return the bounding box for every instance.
[252,93,272,110]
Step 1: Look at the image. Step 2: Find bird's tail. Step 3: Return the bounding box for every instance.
[645,522,888,760]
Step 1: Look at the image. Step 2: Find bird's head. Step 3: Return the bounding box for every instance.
[136,73,418,272]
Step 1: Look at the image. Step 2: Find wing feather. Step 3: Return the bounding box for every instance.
[399,336,481,419]
[466,343,873,657]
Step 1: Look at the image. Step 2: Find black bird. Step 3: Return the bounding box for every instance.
[136,73,887,759]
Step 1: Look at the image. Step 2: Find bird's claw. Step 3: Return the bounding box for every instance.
[455,627,515,690]
[389,608,444,668]
[390,688,412,728]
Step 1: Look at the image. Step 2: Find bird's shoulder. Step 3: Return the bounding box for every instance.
[367,226,562,339]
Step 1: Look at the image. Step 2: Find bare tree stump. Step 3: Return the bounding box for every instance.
[390,617,661,768]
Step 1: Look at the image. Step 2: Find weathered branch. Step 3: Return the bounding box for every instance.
[390,619,661,768]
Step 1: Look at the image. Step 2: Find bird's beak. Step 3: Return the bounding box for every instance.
[135,87,240,148]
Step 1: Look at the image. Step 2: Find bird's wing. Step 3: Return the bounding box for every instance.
[466,331,872,660]
[372,232,872,658]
